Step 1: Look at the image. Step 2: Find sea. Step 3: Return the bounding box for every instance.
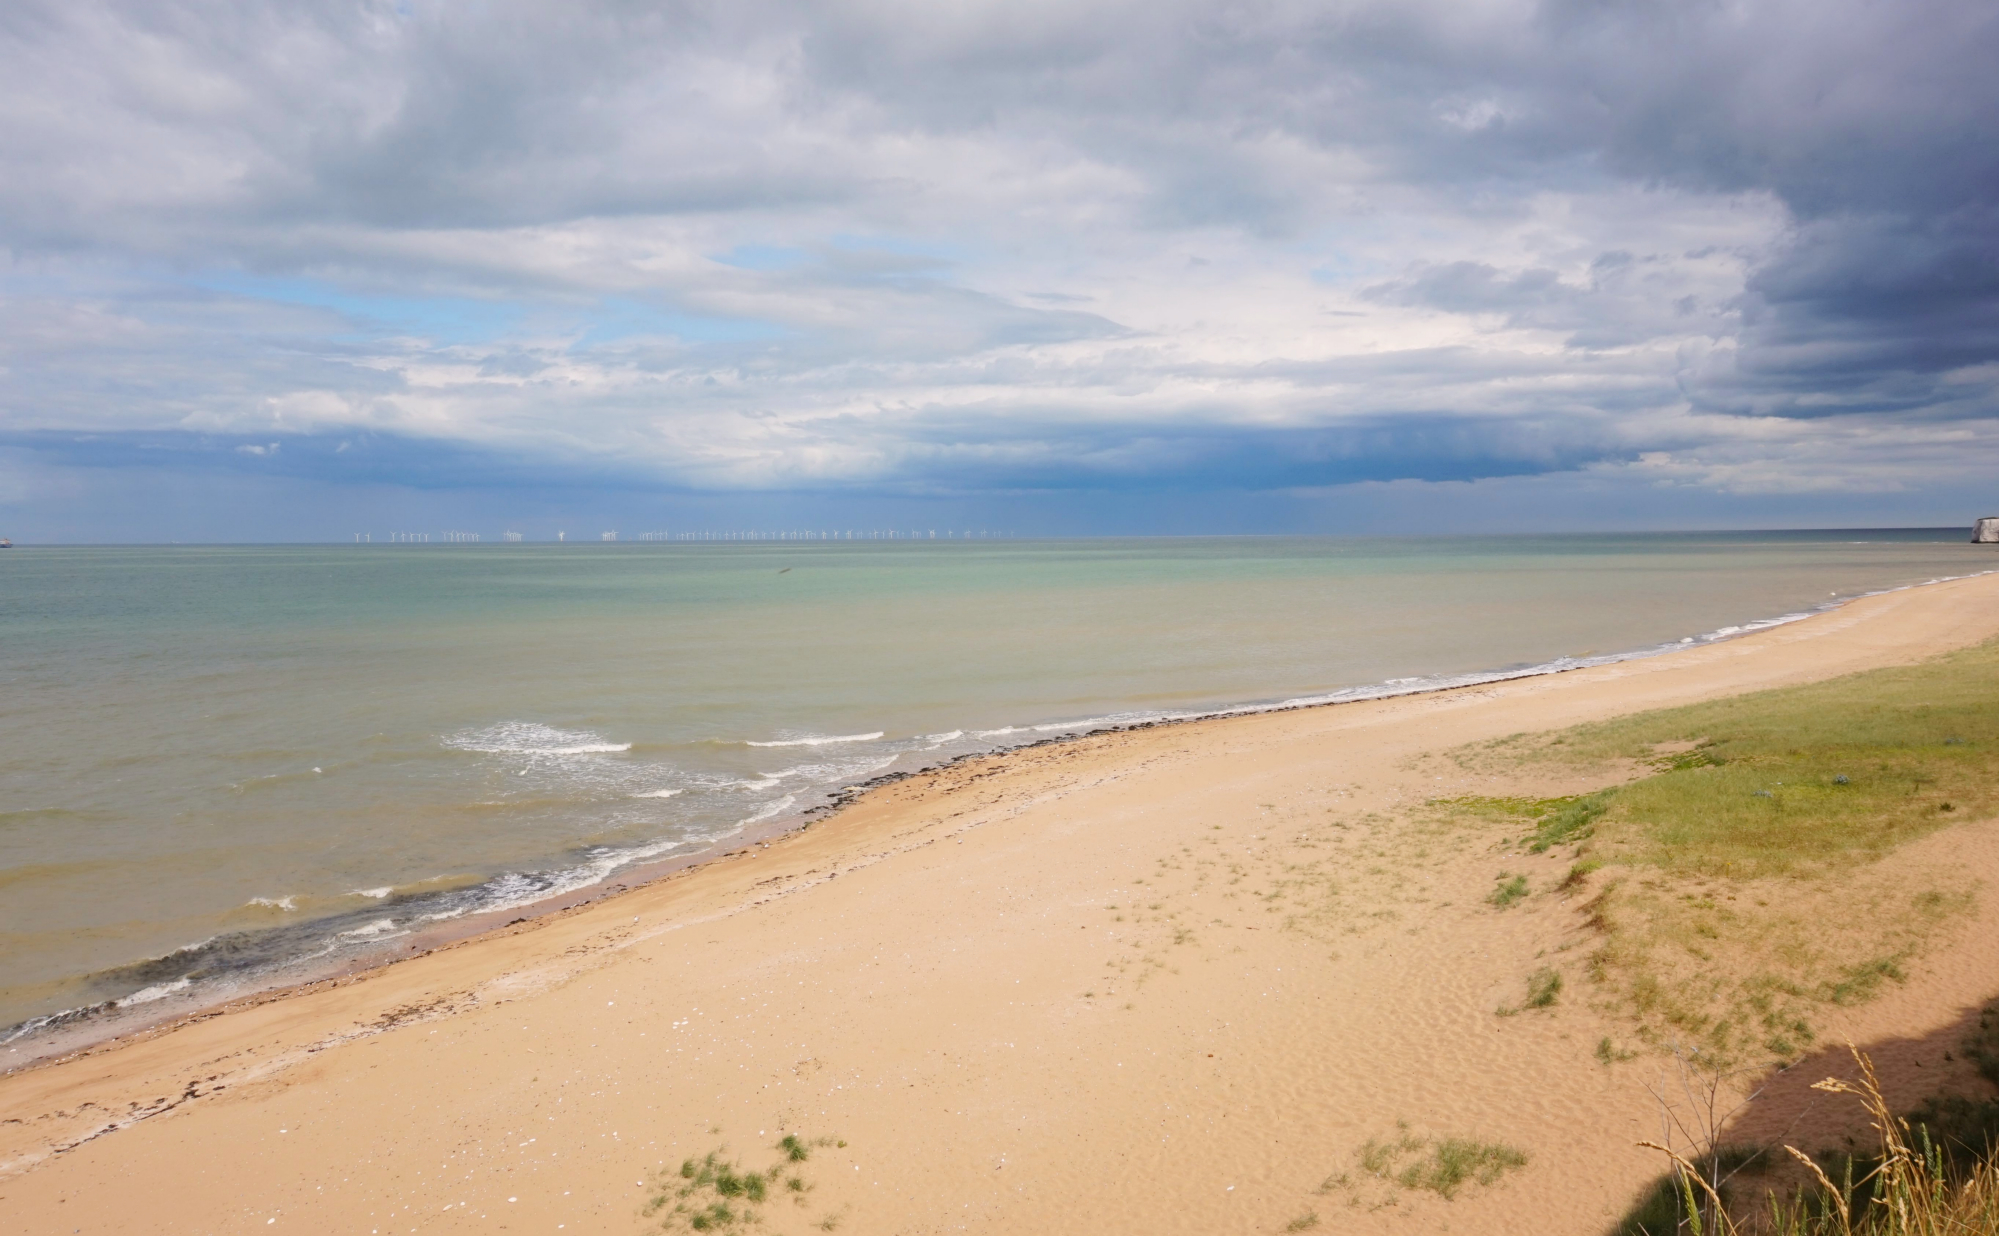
[2,530,1991,1058]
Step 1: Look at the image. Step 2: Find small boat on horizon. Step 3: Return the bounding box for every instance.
[0,537,11,548]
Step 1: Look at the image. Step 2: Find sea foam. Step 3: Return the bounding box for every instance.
[447,721,632,756]
[746,731,884,747]
[338,918,400,939]
[117,977,192,1007]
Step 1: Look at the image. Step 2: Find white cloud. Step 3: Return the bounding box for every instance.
[0,0,1993,527]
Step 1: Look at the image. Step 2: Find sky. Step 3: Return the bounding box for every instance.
[1,0,1996,541]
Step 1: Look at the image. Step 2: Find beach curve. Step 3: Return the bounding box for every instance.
[4,571,1999,1234]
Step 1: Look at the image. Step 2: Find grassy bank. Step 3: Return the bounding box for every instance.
[1427,636,1999,1230]
[1444,635,1999,1065]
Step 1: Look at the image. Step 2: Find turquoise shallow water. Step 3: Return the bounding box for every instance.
[1,531,1990,1045]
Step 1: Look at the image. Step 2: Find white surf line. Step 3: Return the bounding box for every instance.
[4,815,936,1181]
[745,731,884,748]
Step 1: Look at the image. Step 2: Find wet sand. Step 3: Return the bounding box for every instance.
[4,572,1999,1235]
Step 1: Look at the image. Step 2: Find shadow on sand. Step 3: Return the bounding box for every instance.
[1609,993,1999,1234]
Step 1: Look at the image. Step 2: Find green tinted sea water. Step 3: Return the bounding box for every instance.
[1,531,1989,1046]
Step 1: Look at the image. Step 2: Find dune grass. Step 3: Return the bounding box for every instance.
[1499,635,1999,878]
[1615,1144,1769,1236]
[1434,793,1612,854]
[1352,1125,1530,1200]
[1497,967,1564,1016]
[1621,1047,1999,1236]
[644,1134,841,1232]
[1489,872,1531,907]
[1441,636,1999,1065]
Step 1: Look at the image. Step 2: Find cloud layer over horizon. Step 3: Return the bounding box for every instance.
[3,0,1996,538]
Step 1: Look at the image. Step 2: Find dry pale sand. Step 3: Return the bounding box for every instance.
[5,573,1999,1236]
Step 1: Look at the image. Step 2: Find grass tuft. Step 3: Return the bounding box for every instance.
[647,1135,841,1232]
[1560,859,1603,891]
[1499,967,1563,1016]
[1356,1127,1528,1200]
[1488,873,1530,908]
[1528,793,1612,852]
[1613,1144,1766,1236]
[1822,956,1906,1006]
[1428,793,1610,852]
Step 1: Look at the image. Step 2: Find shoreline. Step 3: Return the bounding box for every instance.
[2,571,1998,1232]
[6,566,1992,1073]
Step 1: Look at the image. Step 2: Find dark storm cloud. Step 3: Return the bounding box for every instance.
[15,2,1992,255]
[1714,209,1999,418]
[1535,0,1999,421]
[0,426,662,492]
[871,411,1631,494]
[0,408,1619,498]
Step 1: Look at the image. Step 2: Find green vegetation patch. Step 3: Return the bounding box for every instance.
[1588,880,1968,1063]
[1355,1127,1529,1199]
[1522,635,1999,877]
[1497,966,1563,1016]
[1432,793,1611,852]
[644,1135,841,1232]
[1439,637,1999,1066]
[1594,1036,1637,1064]
[1487,872,1530,907]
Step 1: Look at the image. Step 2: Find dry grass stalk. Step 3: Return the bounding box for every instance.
[1634,1045,1999,1235]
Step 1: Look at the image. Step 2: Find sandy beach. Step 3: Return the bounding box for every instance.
[4,571,1998,1236]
